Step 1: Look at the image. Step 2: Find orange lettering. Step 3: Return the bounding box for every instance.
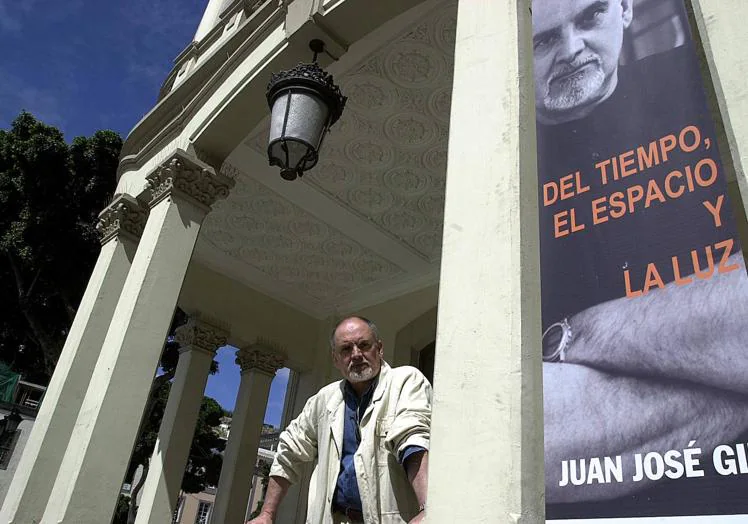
[619,150,637,178]
[692,246,715,280]
[559,174,575,200]
[637,142,660,170]
[643,263,665,294]
[543,182,558,206]
[715,239,739,274]
[554,211,569,238]
[679,125,701,153]
[665,170,684,198]
[596,159,612,185]
[659,135,677,162]
[644,179,666,208]
[609,192,626,219]
[672,256,693,286]
[627,185,644,213]
[694,158,718,187]
[569,208,585,234]
[624,270,642,298]
[591,197,609,225]
[575,171,590,195]
[703,195,724,228]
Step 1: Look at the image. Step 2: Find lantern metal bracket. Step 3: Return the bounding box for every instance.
[309,39,339,62]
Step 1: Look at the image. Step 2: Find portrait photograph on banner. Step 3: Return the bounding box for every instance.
[532,0,748,520]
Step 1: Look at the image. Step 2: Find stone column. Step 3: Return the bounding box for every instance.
[273,369,319,524]
[690,0,748,218]
[0,195,147,524]
[211,345,285,524]
[426,1,544,523]
[134,318,228,524]
[40,149,233,524]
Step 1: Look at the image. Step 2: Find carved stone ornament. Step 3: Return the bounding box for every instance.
[146,149,234,211]
[235,345,286,376]
[175,318,228,355]
[95,194,148,245]
[242,2,456,265]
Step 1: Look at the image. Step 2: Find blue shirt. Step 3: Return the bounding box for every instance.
[332,378,426,512]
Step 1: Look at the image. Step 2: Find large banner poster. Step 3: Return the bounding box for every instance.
[532,0,748,520]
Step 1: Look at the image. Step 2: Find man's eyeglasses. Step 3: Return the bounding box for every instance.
[335,339,378,357]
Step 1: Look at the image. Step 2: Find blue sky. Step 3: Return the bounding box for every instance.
[207,347,290,428]
[0,1,290,425]
[0,0,206,139]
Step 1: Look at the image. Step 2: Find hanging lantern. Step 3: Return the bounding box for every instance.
[266,40,347,181]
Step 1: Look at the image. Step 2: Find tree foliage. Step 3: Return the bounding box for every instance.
[181,396,226,492]
[0,112,227,522]
[124,390,226,523]
[0,111,121,381]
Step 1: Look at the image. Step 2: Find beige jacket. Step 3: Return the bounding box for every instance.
[269,362,432,524]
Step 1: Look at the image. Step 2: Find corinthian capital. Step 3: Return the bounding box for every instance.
[235,344,286,376]
[146,149,234,211]
[175,318,228,356]
[96,194,148,245]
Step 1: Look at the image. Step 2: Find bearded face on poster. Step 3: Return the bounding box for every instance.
[530,0,748,521]
[532,0,632,125]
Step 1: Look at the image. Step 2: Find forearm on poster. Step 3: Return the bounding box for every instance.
[565,254,748,395]
[544,362,748,504]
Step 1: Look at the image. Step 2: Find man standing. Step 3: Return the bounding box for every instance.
[247,316,431,524]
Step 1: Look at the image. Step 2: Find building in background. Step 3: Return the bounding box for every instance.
[0,370,46,506]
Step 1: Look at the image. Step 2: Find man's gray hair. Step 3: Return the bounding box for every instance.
[329,316,381,351]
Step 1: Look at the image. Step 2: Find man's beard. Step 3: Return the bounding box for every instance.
[348,363,375,383]
[544,58,605,113]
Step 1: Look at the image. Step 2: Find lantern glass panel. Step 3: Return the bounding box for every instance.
[268,90,330,168]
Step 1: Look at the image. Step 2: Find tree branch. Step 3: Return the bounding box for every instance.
[24,330,39,348]
[5,252,25,299]
[25,268,42,300]
[59,291,77,324]
[17,298,61,376]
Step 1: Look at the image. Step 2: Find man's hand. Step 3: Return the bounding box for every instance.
[408,509,425,523]
[405,451,428,523]
[244,476,290,524]
[245,513,273,524]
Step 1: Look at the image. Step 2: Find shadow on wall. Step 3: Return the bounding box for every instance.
[418,342,435,387]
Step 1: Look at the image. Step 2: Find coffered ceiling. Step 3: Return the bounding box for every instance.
[193,0,457,317]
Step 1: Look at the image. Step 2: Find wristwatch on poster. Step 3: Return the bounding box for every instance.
[542,318,572,363]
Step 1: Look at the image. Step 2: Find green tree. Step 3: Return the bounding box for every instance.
[0,111,121,381]
[0,112,225,522]
[123,391,226,524]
